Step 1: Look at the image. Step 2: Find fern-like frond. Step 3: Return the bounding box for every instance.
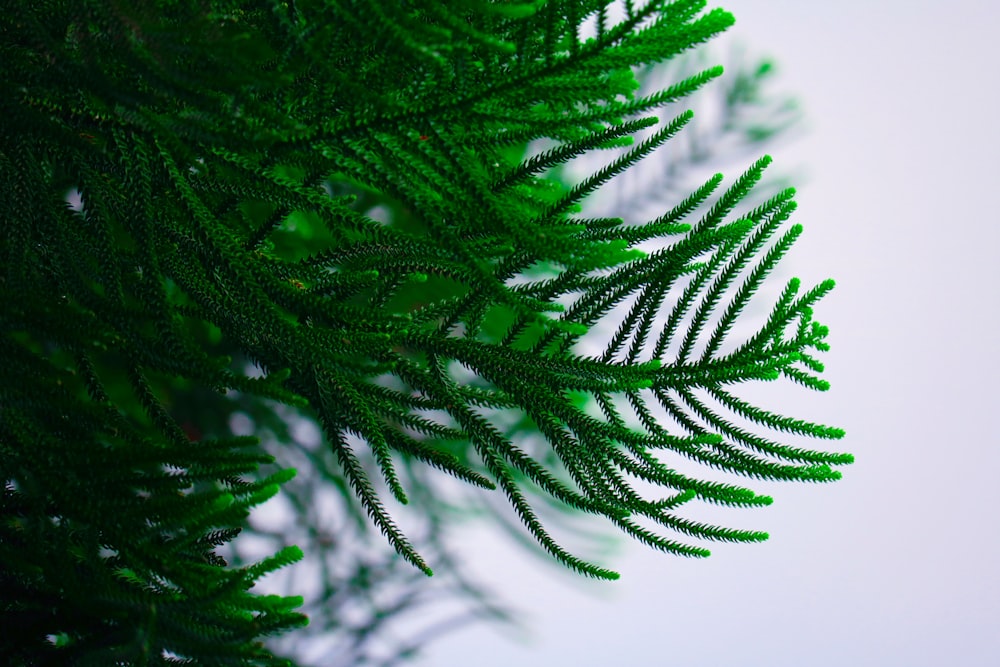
[2,2,846,658]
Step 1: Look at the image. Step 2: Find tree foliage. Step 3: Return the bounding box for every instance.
[1,1,849,664]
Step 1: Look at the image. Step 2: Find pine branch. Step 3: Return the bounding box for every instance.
[2,1,847,662]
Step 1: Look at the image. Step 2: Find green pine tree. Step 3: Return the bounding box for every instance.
[1,1,850,664]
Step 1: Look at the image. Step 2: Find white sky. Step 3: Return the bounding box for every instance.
[409,1,1000,665]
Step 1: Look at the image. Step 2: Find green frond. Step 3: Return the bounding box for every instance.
[491,455,621,580]
[320,372,409,504]
[243,545,304,584]
[496,116,660,191]
[709,386,847,443]
[326,428,431,576]
[613,517,714,558]
[678,388,849,467]
[386,429,498,491]
[3,2,846,658]
[678,194,798,364]
[549,109,695,219]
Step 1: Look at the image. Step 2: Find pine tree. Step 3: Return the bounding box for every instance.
[1,1,850,664]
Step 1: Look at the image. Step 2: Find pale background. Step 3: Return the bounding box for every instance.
[406,1,1000,665]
